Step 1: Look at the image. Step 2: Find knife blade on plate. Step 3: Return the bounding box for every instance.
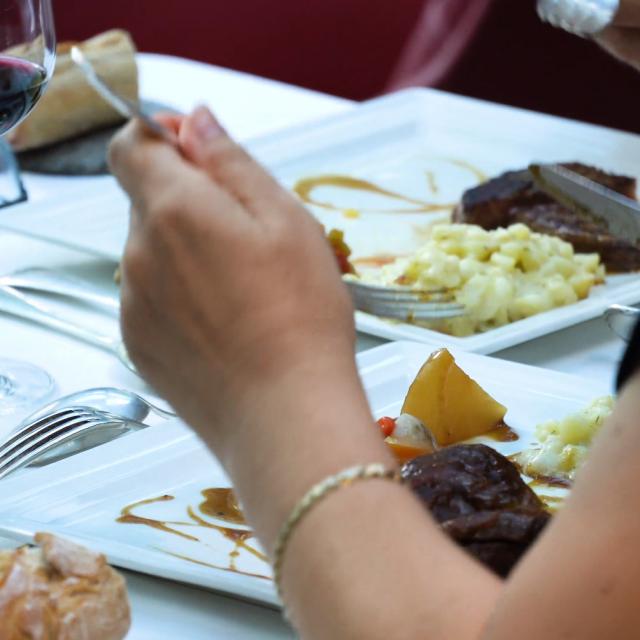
[528,163,640,242]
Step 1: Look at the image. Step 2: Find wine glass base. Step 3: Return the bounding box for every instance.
[0,359,55,415]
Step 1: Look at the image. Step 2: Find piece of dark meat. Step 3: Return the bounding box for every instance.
[402,444,550,577]
[452,162,639,272]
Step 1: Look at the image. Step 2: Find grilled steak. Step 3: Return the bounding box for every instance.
[402,444,550,577]
[453,163,639,272]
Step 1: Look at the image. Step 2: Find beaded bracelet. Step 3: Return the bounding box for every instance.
[272,463,401,612]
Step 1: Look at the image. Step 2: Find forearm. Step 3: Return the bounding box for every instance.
[595,1,640,70]
[481,372,640,639]
[616,0,640,25]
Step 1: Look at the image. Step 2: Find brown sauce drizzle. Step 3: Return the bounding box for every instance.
[157,548,271,581]
[352,254,401,268]
[199,488,245,525]
[116,495,200,542]
[293,174,454,214]
[448,159,488,184]
[117,489,270,578]
[484,422,520,443]
[187,506,268,564]
[425,171,439,194]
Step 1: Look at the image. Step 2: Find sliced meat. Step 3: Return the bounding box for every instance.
[453,162,640,272]
[402,444,550,577]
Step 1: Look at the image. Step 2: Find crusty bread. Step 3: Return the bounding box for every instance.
[7,30,139,151]
[0,533,131,640]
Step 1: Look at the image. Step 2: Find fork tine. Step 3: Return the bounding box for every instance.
[344,278,465,321]
[0,413,105,469]
[0,419,112,480]
[0,407,97,456]
[0,413,127,480]
[346,280,453,299]
[358,300,465,320]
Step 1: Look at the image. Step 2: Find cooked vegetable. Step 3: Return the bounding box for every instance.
[401,349,507,445]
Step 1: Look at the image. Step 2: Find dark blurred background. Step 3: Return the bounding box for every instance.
[52,0,640,133]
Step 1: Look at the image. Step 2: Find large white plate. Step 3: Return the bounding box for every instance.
[3,87,640,352]
[0,341,610,606]
[250,88,640,353]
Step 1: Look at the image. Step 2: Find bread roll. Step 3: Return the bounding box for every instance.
[8,30,139,151]
[0,533,131,640]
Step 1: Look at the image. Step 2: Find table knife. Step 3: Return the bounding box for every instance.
[528,163,640,242]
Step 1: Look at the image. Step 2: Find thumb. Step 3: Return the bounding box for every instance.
[178,105,293,217]
[178,105,226,164]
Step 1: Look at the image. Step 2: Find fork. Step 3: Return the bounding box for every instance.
[70,46,178,145]
[344,279,465,321]
[0,406,145,480]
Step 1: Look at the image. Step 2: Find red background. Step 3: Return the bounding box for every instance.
[52,0,640,133]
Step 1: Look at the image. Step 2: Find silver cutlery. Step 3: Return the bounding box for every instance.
[604,304,640,342]
[529,163,640,241]
[28,387,176,423]
[344,279,465,321]
[0,406,146,480]
[70,46,178,146]
[0,268,119,314]
[0,285,137,375]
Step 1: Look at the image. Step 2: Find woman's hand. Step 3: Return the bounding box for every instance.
[597,0,640,70]
[108,107,356,456]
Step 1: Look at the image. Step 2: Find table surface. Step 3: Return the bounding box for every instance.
[0,53,628,639]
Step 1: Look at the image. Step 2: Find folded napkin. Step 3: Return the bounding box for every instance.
[7,30,138,152]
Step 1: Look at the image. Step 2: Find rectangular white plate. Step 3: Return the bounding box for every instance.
[0,341,610,606]
[3,87,640,352]
[250,88,640,353]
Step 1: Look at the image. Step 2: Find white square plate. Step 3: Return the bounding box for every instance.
[250,88,640,353]
[0,341,610,606]
[3,88,640,352]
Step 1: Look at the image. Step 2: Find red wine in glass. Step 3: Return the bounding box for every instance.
[0,55,48,136]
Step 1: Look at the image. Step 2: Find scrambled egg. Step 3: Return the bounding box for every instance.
[359,223,605,336]
[516,396,614,481]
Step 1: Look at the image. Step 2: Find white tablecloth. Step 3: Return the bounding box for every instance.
[0,53,626,638]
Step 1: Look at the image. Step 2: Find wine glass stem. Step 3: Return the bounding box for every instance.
[0,373,15,399]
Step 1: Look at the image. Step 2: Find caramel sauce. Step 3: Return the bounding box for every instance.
[117,489,269,578]
[425,171,439,194]
[293,174,454,214]
[484,422,520,443]
[157,548,271,580]
[187,506,268,564]
[199,488,245,525]
[448,159,488,184]
[116,495,199,542]
[352,254,401,268]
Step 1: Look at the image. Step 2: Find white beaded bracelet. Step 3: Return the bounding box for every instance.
[537,0,619,36]
[272,463,401,612]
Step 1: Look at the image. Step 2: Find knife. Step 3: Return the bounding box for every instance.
[528,163,640,242]
[70,46,178,146]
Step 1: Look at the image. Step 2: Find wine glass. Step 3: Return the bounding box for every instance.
[0,0,56,415]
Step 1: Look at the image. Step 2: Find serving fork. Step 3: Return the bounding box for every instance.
[344,279,464,321]
[0,406,147,480]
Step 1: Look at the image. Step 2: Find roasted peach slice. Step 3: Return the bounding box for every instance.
[401,349,507,446]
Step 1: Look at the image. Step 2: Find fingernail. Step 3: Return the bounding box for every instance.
[191,105,224,142]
